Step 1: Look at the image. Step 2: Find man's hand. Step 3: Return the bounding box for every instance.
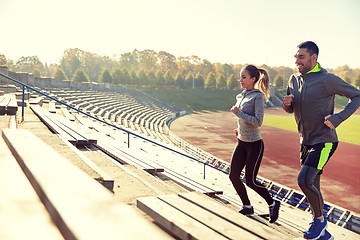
[324,115,335,129]
[230,106,239,114]
[283,94,294,106]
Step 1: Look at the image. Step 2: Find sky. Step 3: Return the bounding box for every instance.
[1,0,360,69]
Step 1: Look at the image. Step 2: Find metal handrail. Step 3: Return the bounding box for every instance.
[0,72,227,177]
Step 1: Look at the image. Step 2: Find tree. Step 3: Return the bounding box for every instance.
[205,72,216,89]
[174,73,184,89]
[72,68,90,83]
[202,59,215,78]
[122,68,131,84]
[15,56,46,75]
[47,63,59,78]
[334,65,353,81]
[53,68,68,81]
[147,71,156,86]
[82,51,103,82]
[0,54,14,70]
[155,70,166,86]
[194,73,204,89]
[344,74,352,84]
[164,70,175,86]
[102,55,118,74]
[177,56,192,76]
[158,51,178,74]
[138,70,148,85]
[0,54,7,65]
[274,66,294,84]
[112,69,123,84]
[139,49,157,71]
[216,74,227,89]
[60,49,118,82]
[354,74,360,89]
[227,74,238,90]
[259,64,277,83]
[99,69,113,83]
[130,70,139,85]
[273,74,285,89]
[60,48,83,80]
[185,72,194,89]
[222,63,235,79]
[119,50,139,70]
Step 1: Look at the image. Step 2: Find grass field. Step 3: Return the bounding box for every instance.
[143,88,239,113]
[263,114,360,145]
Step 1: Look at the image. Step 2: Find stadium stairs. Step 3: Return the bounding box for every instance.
[0,72,359,239]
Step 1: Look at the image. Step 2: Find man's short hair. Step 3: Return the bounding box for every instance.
[298,41,319,56]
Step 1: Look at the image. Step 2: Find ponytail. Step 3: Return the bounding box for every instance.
[243,65,271,101]
[257,69,271,101]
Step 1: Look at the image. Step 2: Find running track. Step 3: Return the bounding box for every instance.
[170,110,360,213]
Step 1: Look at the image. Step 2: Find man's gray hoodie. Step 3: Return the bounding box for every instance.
[283,67,360,145]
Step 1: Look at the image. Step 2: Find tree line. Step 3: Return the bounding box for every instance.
[1,49,360,90]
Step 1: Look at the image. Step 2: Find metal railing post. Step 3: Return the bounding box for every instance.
[22,85,25,122]
[203,163,206,179]
[128,133,130,148]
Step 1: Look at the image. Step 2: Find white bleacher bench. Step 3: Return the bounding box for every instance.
[0,84,17,93]
[1,128,170,240]
[137,192,288,240]
[15,91,30,100]
[75,114,97,130]
[30,105,97,147]
[158,166,223,197]
[0,132,63,239]
[48,101,56,113]
[0,94,18,115]
[31,105,86,146]
[100,138,223,196]
[61,107,75,121]
[94,137,165,174]
[29,96,44,106]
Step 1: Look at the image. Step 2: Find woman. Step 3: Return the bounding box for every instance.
[229,64,280,223]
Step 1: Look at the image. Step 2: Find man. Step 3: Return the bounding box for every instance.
[283,41,360,240]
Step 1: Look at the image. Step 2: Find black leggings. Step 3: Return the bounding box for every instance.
[298,166,323,217]
[297,142,337,218]
[229,139,273,206]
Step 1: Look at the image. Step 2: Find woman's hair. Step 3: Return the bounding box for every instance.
[243,64,271,101]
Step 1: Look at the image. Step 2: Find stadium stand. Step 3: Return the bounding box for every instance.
[0,69,359,239]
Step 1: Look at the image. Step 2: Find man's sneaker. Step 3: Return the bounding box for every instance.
[318,230,334,240]
[269,200,281,223]
[239,206,254,216]
[304,215,328,240]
